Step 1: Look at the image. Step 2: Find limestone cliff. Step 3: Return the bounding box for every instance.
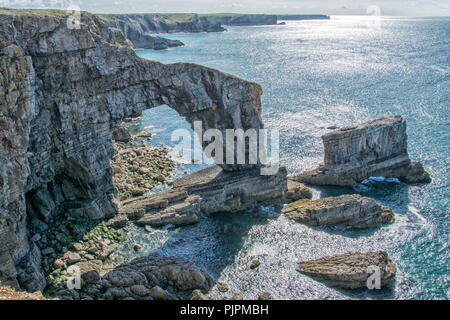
[277,15,330,20]
[0,8,263,291]
[294,116,431,187]
[96,14,190,49]
[201,14,278,27]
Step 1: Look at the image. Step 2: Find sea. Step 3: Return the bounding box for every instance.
[120,16,449,300]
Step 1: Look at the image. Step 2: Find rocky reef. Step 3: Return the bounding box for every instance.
[294,116,431,187]
[0,8,264,291]
[282,194,394,228]
[120,165,289,228]
[297,251,397,289]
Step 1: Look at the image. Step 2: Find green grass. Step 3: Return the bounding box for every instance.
[0,7,71,17]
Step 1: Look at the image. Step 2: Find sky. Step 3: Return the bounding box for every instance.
[1,0,449,16]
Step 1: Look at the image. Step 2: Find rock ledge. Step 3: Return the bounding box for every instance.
[297,251,397,289]
[282,194,394,228]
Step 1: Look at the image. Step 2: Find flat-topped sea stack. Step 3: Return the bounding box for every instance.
[297,251,397,289]
[282,194,394,228]
[120,165,289,227]
[294,116,431,187]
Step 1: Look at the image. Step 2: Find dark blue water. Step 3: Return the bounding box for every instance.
[128,16,449,299]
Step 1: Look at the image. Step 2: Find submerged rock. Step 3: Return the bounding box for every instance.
[294,116,431,187]
[230,292,244,300]
[258,292,273,300]
[190,289,207,300]
[297,251,397,289]
[216,282,229,293]
[282,194,394,228]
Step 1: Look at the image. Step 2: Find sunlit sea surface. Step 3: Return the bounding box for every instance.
[122,16,449,300]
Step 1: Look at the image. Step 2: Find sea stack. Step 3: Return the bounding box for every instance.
[282,194,394,228]
[294,116,431,187]
[297,251,397,289]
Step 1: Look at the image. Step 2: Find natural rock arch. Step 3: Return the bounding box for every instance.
[0,10,264,290]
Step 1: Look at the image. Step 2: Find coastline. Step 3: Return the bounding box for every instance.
[0,8,445,301]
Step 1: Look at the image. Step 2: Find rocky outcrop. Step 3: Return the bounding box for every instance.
[297,251,397,289]
[0,9,264,291]
[282,194,394,228]
[294,117,431,187]
[50,252,213,300]
[100,253,214,300]
[97,14,186,49]
[285,179,313,202]
[121,165,288,227]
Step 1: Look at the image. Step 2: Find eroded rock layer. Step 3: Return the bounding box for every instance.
[0,8,263,291]
[297,251,397,289]
[120,165,288,227]
[282,194,394,228]
[294,116,431,187]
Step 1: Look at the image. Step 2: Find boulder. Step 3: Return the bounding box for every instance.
[100,253,213,300]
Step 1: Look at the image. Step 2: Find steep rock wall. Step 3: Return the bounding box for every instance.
[0,9,263,291]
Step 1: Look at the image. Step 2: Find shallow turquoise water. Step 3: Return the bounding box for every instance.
[130,16,449,299]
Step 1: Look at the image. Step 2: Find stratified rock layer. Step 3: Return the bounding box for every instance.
[121,165,288,227]
[294,116,431,187]
[0,8,263,291]
[297,251,397,289]
[282,194,394,228]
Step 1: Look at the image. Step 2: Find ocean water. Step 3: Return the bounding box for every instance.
[127,16,449,300]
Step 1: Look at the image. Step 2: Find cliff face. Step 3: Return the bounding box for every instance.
[0,9,263,291]
[97,13,224,49]
[202,14,278,26]
[277,15,330,20]
[295,116,430,186]
[97,14,279,50]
